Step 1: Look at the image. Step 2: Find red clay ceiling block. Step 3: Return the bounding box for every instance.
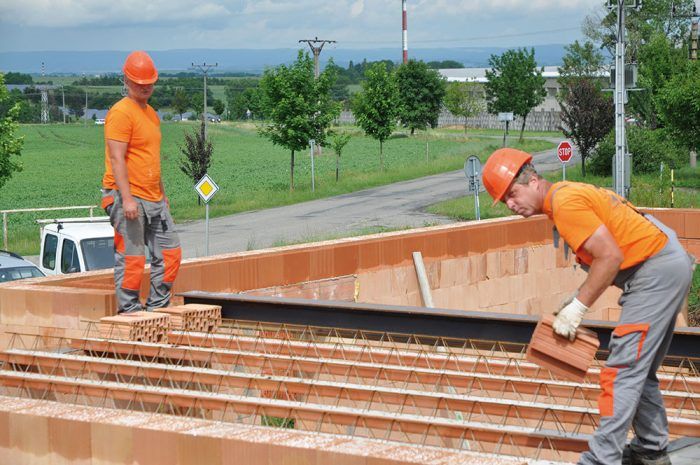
[310,246,335,281]
[684,239,700,262]
[526,313,600,382]
[358,241,382,271]
[254,254,285,289]
[684,211,700,239]
[333,243,360,276]
[423,231,448,259]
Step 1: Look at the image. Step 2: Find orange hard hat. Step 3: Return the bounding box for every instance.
[482,148,533,205]
[123,51,158,85]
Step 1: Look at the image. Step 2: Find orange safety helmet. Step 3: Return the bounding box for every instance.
[122,51,158,85]
[482,148,533,205]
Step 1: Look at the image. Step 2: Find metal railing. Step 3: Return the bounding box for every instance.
[1,205,97,251]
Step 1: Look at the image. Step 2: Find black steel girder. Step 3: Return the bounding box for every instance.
[180,291,700,358]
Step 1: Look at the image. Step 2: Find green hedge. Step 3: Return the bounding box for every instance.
[588,127,688,176]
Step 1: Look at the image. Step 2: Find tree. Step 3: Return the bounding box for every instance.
[484,48,546,142]
[329,131,351,182]
[0,74,23,191]
[583,0,695,59]
[443,82,484,135]
[351,62,400,171]
[212,99,225,118]
[395,60,447,135]
[258,50,340,190]
[558,78,614,177]
[172,88,189,121]
[190,94,204,120]
[558,40,606,87]
[630,33,688,128]
[426,60,464,69]
[656,61,700,167]
[179,120,213,205]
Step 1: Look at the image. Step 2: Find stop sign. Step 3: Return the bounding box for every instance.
[557,141,573,163]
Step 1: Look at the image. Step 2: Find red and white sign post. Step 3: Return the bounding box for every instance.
[557,141,573,180]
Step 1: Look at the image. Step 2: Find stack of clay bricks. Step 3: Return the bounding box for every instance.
[98,311,170,343]
[153,303,222,332]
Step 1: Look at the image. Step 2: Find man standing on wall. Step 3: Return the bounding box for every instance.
[101,50,181,313]
[482,148,693,465]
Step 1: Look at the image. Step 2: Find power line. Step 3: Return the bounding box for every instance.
[342,26,580,45]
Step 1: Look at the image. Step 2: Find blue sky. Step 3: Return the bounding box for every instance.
[0,0,602,52]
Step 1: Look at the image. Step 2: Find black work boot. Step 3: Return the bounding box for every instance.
[621,444,672,465]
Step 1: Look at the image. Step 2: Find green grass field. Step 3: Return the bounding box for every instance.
[0,122,554,254]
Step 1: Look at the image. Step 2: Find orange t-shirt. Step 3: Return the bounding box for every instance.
[103,97,163,201]
[542,182,667,269]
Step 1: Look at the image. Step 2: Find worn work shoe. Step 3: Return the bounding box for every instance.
[621,445,672,465]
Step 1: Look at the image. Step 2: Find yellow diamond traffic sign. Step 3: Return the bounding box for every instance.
[194,174,219,203]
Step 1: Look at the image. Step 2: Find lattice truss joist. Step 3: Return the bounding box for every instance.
[0,320,699,462]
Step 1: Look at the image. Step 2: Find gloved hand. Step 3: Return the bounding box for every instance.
[552,297,589,341]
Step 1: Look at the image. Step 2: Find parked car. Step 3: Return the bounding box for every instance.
[0,250,46,283]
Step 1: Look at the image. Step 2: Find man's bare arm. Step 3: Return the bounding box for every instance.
[576,224,624,307]
[106,139,138,220]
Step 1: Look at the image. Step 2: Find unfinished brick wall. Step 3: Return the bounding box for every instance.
[0,209,697,347]
[356,243,624,321]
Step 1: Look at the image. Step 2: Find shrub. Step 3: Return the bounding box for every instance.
[588,127,688,176]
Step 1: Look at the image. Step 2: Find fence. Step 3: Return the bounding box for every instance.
[338,109,562,132]
[1,205,98,251]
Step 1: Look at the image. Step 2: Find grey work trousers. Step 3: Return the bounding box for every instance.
[579,216,694,465]
[103,189,182,313]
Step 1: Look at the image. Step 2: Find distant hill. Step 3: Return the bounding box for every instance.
[0,45,567,75]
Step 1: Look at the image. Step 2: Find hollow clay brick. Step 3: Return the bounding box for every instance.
[526,313,600,382]
[48,417,91,465]
[684,212,700,239]
[358,241,382,271]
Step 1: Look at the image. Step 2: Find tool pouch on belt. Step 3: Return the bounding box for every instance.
[101,189,116,216]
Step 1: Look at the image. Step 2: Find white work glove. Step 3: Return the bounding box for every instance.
[552,297,589,341]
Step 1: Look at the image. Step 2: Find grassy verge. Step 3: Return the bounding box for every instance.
[0,123,553,255]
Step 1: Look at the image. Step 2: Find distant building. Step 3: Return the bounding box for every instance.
[438,66,563,112]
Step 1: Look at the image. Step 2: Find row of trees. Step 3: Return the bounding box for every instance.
[255,51,454,189]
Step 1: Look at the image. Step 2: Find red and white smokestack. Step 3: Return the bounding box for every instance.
[402,0,408,63]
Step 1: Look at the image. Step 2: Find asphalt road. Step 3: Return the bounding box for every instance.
[177,139,576,259]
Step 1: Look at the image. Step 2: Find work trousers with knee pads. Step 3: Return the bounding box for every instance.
[578,216,694,465]
[102,189,181,313]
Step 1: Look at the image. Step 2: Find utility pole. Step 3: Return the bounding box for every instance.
[672,1,699,167]
[298,37,336,78]
[40,62,49,124]
[191,62,218,140]
[84,88,88,128]
[61,86,66,124]
[609,0,641,198]
[299,37,336,157]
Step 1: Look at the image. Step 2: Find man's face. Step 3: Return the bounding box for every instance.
[502,176,542,218]
[125,78,155,103]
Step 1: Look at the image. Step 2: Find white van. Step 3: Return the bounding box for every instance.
[38,218,114,275]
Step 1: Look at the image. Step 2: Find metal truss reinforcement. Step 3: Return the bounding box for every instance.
[0,318,699,463]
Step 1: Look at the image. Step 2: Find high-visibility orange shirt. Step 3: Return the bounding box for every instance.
[542,181,667,269]
[103,97,163,201]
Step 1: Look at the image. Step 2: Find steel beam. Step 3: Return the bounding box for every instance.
[180,292,700,358]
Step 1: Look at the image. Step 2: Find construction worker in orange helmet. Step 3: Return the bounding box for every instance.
[483,148,693,465]
[101,50,181,314]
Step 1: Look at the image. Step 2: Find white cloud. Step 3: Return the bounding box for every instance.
[350,0,364,18]
[0,0,232,28]
[414,0,600,15]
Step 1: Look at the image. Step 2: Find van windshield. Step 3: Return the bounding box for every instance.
[81,237,114,271]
